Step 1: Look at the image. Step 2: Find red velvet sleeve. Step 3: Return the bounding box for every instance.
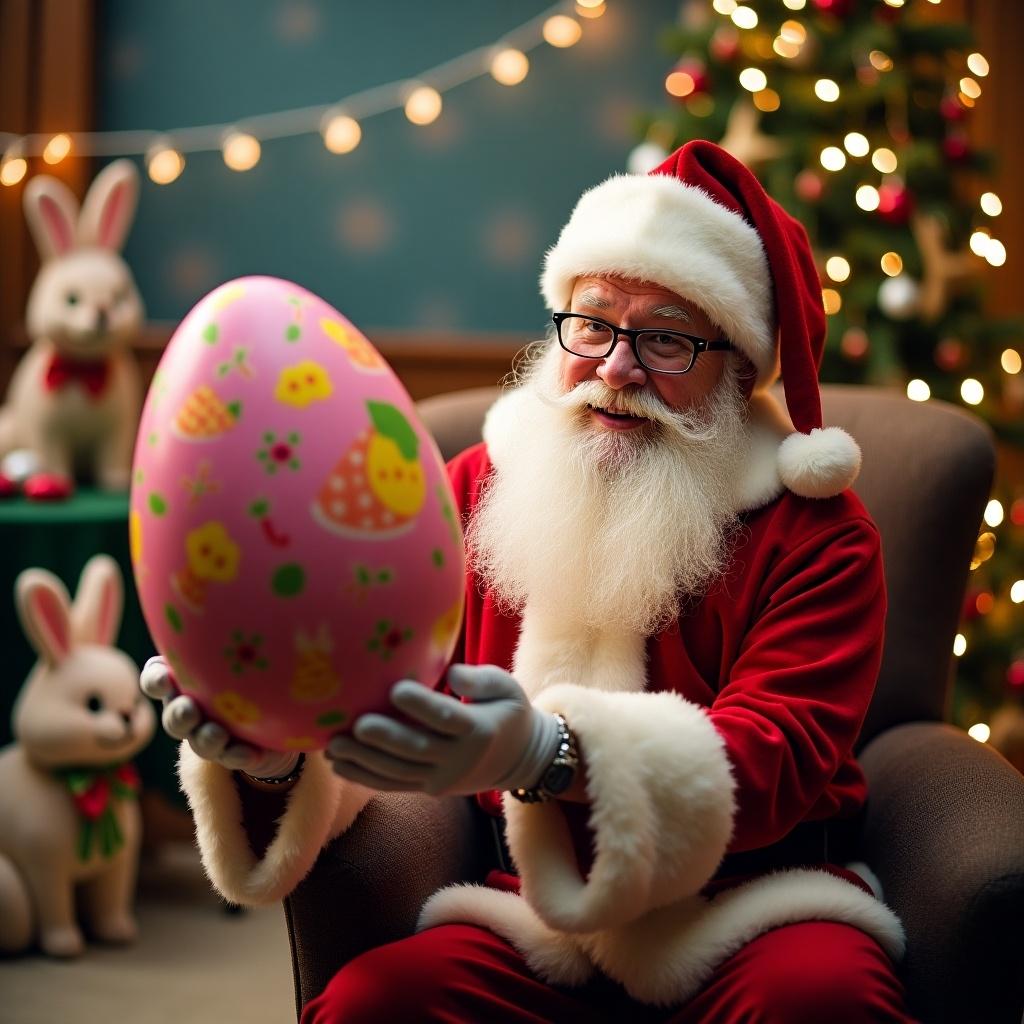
[710,516,886,851]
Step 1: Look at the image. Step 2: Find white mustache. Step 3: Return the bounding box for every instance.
[538,378,728,444]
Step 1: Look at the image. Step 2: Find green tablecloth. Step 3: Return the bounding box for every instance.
[0,489,181,803]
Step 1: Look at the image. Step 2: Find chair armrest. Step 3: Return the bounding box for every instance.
[859,722,1024,1024]
[283,790,493,1016]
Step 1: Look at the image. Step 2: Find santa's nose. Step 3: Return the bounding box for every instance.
[596,337,646,389]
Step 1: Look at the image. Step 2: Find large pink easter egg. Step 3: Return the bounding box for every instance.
[130,277,465,752]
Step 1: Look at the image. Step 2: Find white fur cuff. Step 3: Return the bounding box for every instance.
[503,685,736,933]
[177,745,371,906]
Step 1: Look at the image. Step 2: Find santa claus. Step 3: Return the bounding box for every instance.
[142,141,916,1022]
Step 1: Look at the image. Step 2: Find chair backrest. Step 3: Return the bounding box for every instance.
[415,384,996,745]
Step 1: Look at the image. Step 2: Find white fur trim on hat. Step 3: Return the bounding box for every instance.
[541,173,776,382]
[504,684,736,934]
[177,745,371,906]
[777,426,862,500]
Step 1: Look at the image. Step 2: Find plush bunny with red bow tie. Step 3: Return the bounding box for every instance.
[0,159,144,498]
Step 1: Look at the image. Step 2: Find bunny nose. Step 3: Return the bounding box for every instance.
[121,711,132,727]
[96,308,109,333]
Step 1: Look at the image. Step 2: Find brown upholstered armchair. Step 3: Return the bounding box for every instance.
[278,385,1024,1023]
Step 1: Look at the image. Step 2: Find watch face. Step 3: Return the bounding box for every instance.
[543,762,575,795]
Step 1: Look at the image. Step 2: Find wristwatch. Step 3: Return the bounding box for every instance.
[509,714,579,804]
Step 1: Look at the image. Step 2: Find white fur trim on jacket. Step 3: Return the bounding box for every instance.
[540,173,776,383]
[420,861,905,1007]
[505,684,736,933]
[177,745,371,906]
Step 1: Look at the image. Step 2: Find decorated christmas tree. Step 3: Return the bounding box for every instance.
[633,0,1024,762]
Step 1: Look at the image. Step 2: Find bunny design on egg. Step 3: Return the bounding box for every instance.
[0,555,155,958]
[0,160,144,497]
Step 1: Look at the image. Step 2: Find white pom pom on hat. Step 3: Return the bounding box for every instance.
[541,140,861,500]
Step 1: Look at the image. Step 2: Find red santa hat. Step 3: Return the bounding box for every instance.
[540,139,861,500]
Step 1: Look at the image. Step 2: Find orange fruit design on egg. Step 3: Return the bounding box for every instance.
[319,317,388,374]
[312,401,426,538]
[172,386,240,441]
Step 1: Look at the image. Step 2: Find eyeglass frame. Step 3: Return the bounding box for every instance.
[551,312,732,375]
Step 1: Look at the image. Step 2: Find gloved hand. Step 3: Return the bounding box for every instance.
[139,655,301,780]
[326,663,561,797]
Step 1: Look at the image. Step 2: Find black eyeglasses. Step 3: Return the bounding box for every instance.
[552,313,731,375]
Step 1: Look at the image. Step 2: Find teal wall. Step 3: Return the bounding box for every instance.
[96,1,681,335]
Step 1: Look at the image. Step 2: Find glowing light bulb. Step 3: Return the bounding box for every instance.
[739,68,767,92]
[881,252,903,276]
[953,634,967,657]
[782,0,806,8]
[666,71,697,98]
[826,256,851,282]
[820,147,846,172]
[731,6,758,29]
[871,148,897,173]
[980,192,1002,217]
[42,133,72,165]
[967,53,990,77]
[712,0,738,13]
[322,113,362,154]
[780,20,806,43]
[1011,580,1024,604]
[984,499,1004,527]
[985,240,1006,267]
[970,230,991,257]
[576,1,606,18]
[856,185,880,211]
[753,89,781,112]
[222,131,261,171]
[491,48,529,86]
[405,86,442,125]
[0,152,27,186]
[1001,349,1022,374]
[815,79,840,102]
[543,15,582,47]
[146,144,185,184]
[822,288,842,314]
[844,132,869,157]
[773,37,800,58]
[868,51,893,72]
[968,723,990,742]
[906,379,931,402]
[960,77,982,99]
[961,378,984,405]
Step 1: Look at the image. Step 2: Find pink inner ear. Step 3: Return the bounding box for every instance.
[33,587,70,661]
[99,183,126,248]
[98,582,116,643]
[40,195,74,255]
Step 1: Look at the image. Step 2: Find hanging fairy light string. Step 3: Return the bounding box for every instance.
[0,0,602,186]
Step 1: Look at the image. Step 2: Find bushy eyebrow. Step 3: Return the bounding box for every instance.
[645,304,693,323]
[574,290,613,310]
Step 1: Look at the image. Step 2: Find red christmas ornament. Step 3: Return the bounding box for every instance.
[709,26,740,63]
[935,337,966,371]
[940,95,969,122]
[877,182,913,225]
[1007,661,1024,689]
[813,0,856,17]
[795,169,825,203]
[943,133,972,162]
[1011,498,1024,527]
[840,327,870,361]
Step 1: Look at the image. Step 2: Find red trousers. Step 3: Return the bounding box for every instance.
[301,920,916,1023]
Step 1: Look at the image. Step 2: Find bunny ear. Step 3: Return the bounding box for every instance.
[70,554,124,646]
[78,159,139,251]
[15,570,73,666]
[23,175,80,260]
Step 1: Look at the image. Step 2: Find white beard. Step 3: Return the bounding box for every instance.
[466,343,751,636]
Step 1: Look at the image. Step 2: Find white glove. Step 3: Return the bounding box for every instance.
[326,664,561,797]
[139,655,300,780]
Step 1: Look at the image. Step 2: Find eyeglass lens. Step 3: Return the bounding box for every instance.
[558,315,696,372]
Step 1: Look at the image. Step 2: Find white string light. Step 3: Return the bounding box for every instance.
[0,1,586,184]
